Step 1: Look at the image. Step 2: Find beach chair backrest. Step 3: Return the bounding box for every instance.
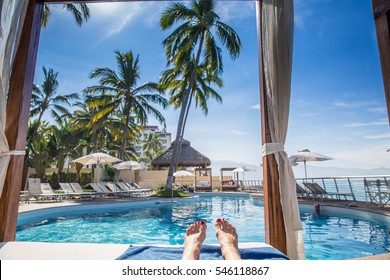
[59,183,74,193]
[311,183,327,194]
[98,182,111,193]
[40,183,55,194]
[28,178,41,195]
[303,183,321,194]
[116,182,129,191]
[90,183,103,193]
[70,183,84,193]
[106,182,120,192]
[296,183,306,194]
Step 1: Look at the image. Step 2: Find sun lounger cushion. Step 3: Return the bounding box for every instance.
[116,244,289,260]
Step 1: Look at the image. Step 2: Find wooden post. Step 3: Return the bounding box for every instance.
[0,0,43,242]
[372,0,390,124]
[256,0,287,254]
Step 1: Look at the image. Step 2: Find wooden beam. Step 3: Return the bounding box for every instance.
[372,0,390,19]
[256,0,287,254]
[372,0,390,124]
[0,0,43,242]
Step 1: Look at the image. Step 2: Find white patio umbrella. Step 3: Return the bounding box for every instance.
[112,161,145,170]
[173,170,194,178]
[172,170,194,201]
[289,149,333,180]
[72,152,121,184]
[232,166,255,181]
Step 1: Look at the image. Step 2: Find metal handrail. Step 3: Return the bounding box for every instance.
[294,175,390,206]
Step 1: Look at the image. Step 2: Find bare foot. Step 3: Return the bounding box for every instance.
[182,221,207,260]
[215,219,241,260]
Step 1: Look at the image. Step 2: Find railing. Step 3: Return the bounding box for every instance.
[239,180,263,193]
[295,175,390,206]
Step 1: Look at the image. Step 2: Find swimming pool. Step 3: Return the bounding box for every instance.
[16,193,390,260]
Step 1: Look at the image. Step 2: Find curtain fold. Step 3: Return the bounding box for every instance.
[0,0,28,198]
[261,0,305,259]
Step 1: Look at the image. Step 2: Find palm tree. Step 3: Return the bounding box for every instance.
[42,3,90,28]
[30,67,79,135]
[27,121,54,179]
[141,133,164,168]
[85,50,168,160]
[160,0,241,187]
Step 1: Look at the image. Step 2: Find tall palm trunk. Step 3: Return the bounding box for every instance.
[166,31,205,189]
[32,106,46,136]
[119,104,131,160]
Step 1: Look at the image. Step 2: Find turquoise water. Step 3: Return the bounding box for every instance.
[16,194,390,260]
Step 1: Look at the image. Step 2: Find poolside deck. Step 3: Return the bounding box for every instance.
[4,193,390,260]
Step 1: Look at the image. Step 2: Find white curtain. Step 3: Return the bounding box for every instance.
[0,0,28,198]
[260,0,305,259]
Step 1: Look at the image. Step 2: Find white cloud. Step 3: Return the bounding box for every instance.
[367,106,387,114]
[299,112,321,117]
[341,119,388,128]
[228,130,248,136]
[364,133,390,140]
[330,143,390,169]
[215,2,255,22]
[89,2,169,42]
[333,100,382,109]
[251,104,260,110]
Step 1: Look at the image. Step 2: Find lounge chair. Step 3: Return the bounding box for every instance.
[59,183,93,200]
[296,183,309,199]
[303,182,354,201]
[70,183,101,199]
[40,183,67,201]
[89,182,109,198]
[116,182,142,197]
[95,182,120,198]
[105,182,128,197]
[28,178,64,202]
[19,190,30,204]
[127,182,154,195]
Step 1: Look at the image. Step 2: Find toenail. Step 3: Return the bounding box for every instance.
[216,218,221,223]
[201,220,206,224]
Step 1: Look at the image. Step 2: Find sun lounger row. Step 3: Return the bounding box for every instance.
[296,182,355,201]
[24,178,154,202]
[89,182,154,198]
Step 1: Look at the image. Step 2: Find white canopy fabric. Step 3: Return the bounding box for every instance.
[289,149,333,179]
[260,0,305,259]
[173,170,194,177]
[112,161,144,170]
[0,0,28,198]
[72,152,121,166]
[232,166,255,173]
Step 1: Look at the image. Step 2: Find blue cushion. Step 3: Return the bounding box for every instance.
[116,244,289,260]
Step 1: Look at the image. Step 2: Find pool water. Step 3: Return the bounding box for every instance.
[16,194,390,260]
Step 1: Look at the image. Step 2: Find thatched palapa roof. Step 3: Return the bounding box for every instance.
[152,139,211,168]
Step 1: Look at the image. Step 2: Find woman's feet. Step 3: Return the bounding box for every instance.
[182,219,241,260]
[215,218,241,260]
[182,221,207,260]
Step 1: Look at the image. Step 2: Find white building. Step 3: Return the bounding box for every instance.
[135,126,171,158]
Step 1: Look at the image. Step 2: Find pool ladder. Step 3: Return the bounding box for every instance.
[188,192,201,206]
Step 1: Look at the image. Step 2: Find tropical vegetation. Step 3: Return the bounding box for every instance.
[160,0,241,188]
[42,3,90,27]
[27,0,242,190]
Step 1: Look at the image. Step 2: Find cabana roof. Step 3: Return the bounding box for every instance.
[152,139,211,168]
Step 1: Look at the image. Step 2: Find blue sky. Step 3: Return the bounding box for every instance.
[34,0,389,173]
